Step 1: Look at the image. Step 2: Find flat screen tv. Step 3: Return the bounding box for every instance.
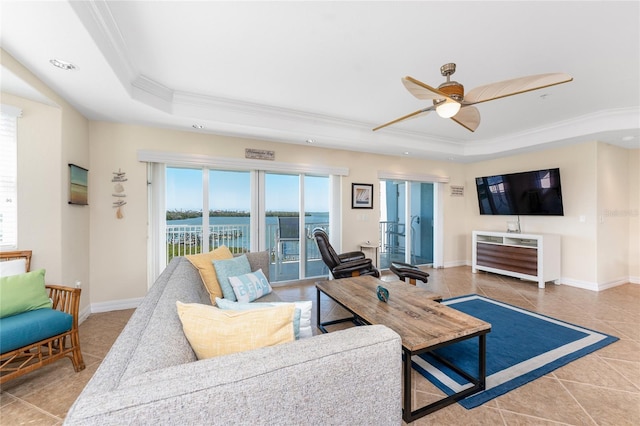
[475,168,564,216]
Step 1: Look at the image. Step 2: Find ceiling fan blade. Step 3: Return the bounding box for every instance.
[402,76,455,102]
[372,107,433,131]
[451,106,480,132]
[464,73,573,104]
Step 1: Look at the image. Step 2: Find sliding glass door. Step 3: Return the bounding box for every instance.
[208,170,252,254]
[379,179,434,269]
[265,173,300,281]
[166,167,203,260]
[162,166,331,283]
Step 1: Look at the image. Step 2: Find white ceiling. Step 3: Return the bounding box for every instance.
[1,1,639,162]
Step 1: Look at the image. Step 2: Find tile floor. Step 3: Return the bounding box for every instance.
[1,267,638,425]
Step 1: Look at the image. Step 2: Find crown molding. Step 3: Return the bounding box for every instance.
[69,0,138,94]
[463,106,640,157]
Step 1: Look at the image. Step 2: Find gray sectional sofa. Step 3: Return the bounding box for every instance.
[64,252,402,425]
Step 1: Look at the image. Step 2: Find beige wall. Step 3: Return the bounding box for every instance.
[629,149,640,281]
[2,49,91,311]
[597,143,632,286]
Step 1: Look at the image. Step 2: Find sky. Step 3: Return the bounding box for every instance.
[166,167,330,212]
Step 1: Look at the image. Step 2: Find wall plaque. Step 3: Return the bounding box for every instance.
[450,185,464,197]
[245,148,275,160]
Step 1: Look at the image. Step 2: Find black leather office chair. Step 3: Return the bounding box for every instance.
[312,228,380,279]
[389,261,429,285]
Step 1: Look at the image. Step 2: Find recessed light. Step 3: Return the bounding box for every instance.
[306,139,315,144]
[49,58,77,71]
[403,151,410,155]
[192,124,204,129]
[622,135,635,141]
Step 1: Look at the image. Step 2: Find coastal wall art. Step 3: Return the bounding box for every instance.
[351,183,373,209]
[112,169,127,219]
[69,164,88,205]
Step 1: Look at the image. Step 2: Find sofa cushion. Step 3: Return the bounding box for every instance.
[176,301,295,359]
[186,246,234,304]
[215,297,312,339]
[212,254,251,301]
[0,308,72,353]
[228,269,272,303]
[0,269,52,319]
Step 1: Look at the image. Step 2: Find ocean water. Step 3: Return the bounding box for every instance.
[167,213,329,227]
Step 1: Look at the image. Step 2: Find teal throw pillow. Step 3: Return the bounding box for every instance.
[215,297,312,340]
[212,255,251,302]
[0,269,52,318]
[228,269,272,303]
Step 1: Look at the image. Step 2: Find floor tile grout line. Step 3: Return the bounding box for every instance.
[5,393,63,422]
[597,354,640,392]
[498,406,578,425]
[553,372,602,426]
[556,374,640,396]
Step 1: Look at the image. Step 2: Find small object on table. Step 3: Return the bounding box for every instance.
[376,285,389,302]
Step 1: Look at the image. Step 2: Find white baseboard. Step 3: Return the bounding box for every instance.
[559,276,637,292]
[78,306,91,324]
[78,298,143,324]
[443,260,468,268]
[559,277,600,291]
[90,298,144,314]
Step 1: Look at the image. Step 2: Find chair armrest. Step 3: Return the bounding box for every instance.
[332,258,374,275]
[46,285,81,328]
[338,251,366,263]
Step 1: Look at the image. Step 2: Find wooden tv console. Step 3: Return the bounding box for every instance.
[472,231,561,289]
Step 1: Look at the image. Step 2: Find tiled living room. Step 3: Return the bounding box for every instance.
[2,268,639,425]
[1,1,639,425]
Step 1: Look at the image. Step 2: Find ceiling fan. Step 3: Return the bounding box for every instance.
[373,63,573,132]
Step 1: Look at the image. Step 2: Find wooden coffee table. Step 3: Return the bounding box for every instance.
[316,275,491,423]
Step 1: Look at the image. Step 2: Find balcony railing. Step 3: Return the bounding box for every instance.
[166,223,328,264]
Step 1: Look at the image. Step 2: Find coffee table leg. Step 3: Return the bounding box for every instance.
[479,333,487,390]
[316,288,323,333]
[402,348,412,423]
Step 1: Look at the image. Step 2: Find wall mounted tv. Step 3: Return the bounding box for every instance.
[475,168,564,216]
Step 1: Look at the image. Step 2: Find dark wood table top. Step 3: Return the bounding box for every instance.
[316,275,490,352]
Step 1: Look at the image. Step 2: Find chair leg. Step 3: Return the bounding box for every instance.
[70,331,86,372]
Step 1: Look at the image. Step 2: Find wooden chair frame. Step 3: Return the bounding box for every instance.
[0,250,85,384]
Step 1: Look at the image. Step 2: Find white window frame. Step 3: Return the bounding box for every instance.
[0,105,22,249]
[140,150,348,287]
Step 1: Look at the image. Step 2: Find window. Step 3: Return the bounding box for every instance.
[0,106,21,248]
[139,149,348,286]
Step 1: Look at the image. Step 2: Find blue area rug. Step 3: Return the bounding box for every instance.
[412,294,618,409]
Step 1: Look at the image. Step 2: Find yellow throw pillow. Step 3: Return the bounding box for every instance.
[186,246,234,303]
[176,301,295,359]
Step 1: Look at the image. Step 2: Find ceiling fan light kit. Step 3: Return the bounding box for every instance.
[435,101,461,118]
[374,63,572,133]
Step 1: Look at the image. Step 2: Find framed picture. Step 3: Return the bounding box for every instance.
[352,183,373,209]
[69,164,88,205]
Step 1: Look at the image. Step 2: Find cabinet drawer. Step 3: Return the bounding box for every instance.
[476,243,538,276]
